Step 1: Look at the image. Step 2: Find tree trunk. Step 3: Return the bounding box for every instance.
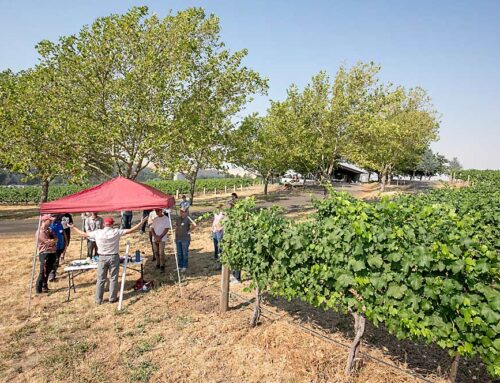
[40,179,50,203]
[188,169,199,205]
[345,312,366,375]
[250,286,261,327]
[380,174,386,192]
[448,354,460,383]
[264,178,269,195]
[263,171,271,195]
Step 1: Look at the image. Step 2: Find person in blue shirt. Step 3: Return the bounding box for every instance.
[178,195,190,212]
[49,214,67,281]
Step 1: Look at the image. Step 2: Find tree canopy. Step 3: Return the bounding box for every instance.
[0,7,446,199]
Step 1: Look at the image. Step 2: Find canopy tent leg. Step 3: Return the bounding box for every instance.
[27,215,42,314]
[118,242,131,311]
[79,215,85,259]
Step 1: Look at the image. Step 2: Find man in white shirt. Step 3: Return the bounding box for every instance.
[150,209,171,273]
[69,216,146,304]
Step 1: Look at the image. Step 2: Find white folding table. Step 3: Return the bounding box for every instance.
[63,258,144,302]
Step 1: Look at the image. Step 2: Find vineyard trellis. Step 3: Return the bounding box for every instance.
[221,170,500,380]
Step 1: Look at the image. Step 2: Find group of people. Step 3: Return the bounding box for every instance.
[35,192,238,303]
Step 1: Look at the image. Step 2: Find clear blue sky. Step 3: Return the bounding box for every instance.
[1,0,499,169]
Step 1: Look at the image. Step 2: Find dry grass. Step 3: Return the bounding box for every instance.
[0,189,491,383]
[0,205,38,211]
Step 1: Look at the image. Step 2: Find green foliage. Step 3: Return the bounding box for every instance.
[228,114,287,188]
[0,68,89,191]
[0,178,254,204]
[266,63,383,179]
[222,170,500,377]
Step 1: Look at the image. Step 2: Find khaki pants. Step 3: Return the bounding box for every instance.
[96,254,120,303]
[152,241,166,267]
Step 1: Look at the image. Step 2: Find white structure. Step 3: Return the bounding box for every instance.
[173,169,225,180]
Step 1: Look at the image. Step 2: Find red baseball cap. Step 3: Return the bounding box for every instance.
[103,217,114,226]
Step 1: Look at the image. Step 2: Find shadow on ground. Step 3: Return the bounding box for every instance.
[262,294,493,383]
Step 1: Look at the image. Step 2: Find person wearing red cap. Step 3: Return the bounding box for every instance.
[69,215,146,304]
[36,214,57,294]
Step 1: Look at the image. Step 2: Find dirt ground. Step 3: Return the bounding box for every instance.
[0,181,491,383]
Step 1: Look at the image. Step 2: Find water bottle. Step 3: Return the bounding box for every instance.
[135,250,141,262]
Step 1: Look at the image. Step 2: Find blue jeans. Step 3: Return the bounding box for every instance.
[213,231,223,260]
[176,240,190,268]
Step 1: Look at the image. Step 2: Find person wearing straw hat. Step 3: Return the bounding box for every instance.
[69,216,146,304]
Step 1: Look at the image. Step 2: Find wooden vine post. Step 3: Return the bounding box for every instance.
[220,265,230,313]
[448,354,460,383]
[250,286,261,327]
[345,312,366,375]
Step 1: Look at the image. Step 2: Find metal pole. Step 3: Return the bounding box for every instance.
[118,242,131,311]
[27,215,42,314]
[168,212,183,297]
[79,214,85,259]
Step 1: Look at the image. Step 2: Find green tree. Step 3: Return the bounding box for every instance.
[37,7,220,180]
[154,12,268,203]
[0,68,87,202]
[267,63,380,182]
[228,114,287,194]
[448,157,462,177]
[350,86,440,191]
[414,148,447,179]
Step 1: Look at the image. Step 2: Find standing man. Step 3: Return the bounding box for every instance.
[48,214,67,282]
[85,212,103,259]
[227,192,238,209]
[69,216,146,304]
[36,215,57,294]
[121,210,133,229]
[175,208,197,272]
[178,195,190,212]
[150,208,171,273]
[141,210,152,234]
[60,213,73,261]
[212,204,225,261]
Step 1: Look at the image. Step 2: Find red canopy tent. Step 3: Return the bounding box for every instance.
[40,176,175,213]
[29,177,177,312]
